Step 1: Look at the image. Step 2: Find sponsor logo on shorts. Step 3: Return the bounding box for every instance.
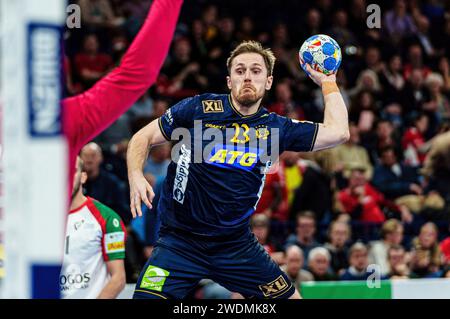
[173,144,191,204]
[202,100,224,113]
[258,275,290,298]
[140,265,170,292]
[104,232,125,254]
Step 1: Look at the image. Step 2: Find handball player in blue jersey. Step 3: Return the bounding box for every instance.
[127,41,349,299]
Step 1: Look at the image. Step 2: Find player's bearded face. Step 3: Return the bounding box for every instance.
[228,53,273,107]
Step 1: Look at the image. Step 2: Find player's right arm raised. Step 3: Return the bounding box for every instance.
[305,64,350,151]
[127,119,167,218]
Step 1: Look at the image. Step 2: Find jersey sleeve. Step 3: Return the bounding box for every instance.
[102,209,127,261]
[158,96,197,140]
[281,117,319,152]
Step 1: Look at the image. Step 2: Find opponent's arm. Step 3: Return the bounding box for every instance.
[64,0,183,148]
[97,260,126,299]
[127,119,168,218]
[305,64,350,151]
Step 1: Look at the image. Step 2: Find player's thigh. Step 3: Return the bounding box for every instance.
[211,235,295,299]
[133,241,208,299]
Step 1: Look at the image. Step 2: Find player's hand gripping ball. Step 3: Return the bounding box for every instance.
[299,34,342,76]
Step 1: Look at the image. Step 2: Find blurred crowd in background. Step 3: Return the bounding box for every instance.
[64,0,450,298]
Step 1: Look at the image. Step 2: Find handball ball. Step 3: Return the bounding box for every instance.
[299,34,342,75]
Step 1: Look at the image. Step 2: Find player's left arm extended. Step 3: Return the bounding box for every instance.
[63,0,183,147]
[97,259,126,299]
[305,65,350,151]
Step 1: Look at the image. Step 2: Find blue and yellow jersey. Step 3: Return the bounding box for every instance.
[158,93,318,237]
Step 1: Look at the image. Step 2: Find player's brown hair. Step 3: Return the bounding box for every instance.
[226,41,276,76]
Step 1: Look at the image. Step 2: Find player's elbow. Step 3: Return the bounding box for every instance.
[339,129,350,144]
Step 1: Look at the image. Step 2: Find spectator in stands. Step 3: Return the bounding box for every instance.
[121,0,152,37]
[267,81,304,118]
[307,247,337,281]
[401,112,430,166]
[387,244,410,279]
[324,221,351,275]
[337,166,387,223]
[201,5,219,43]
[144,144,171,181]
[290,155,333,223]
[189,19,208,63]
[236,16,256,43]
[372,146,422,200]
[80,143,130,224]
[403,44,432,80]
[401,68,428,116]
[340,242,386,280]
[363,119,402,165]
[379,54,405,104]
[79,0,125,28]
[157,37,208,99]
[424,72,450,123]
[368,219,404,276]
[383,0,417,46]
[349,90,378,134]
[207,15,238,84]
[410,222,443,278]
[250,214,284,264]
[281,245,314,290]
[256,151,302,223]
[299,8,322,44]
[363,46,384,74]
[411,15,438,58]
[285,211,321,260]
[330,122,373,184]
[327,10,357,49]
[74,34,114,89]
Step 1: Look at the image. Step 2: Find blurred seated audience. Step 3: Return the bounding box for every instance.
[324,221,351,275]
[368,219,404,276]
[307,247,337,281]
[285,211,320,260]
[280,245,314,290]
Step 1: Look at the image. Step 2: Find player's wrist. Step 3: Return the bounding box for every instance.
[321,81,340,96]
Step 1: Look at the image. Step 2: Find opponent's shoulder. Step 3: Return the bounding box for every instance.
[89,198,124,232]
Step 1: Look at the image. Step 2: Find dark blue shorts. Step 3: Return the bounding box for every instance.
[133,228,295,299]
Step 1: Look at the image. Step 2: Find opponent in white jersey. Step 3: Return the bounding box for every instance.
[61,157,126,299]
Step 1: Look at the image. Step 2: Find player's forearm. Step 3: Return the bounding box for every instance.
[322,83,350,144]
[127,132,152,177]
[97,273,126,299]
